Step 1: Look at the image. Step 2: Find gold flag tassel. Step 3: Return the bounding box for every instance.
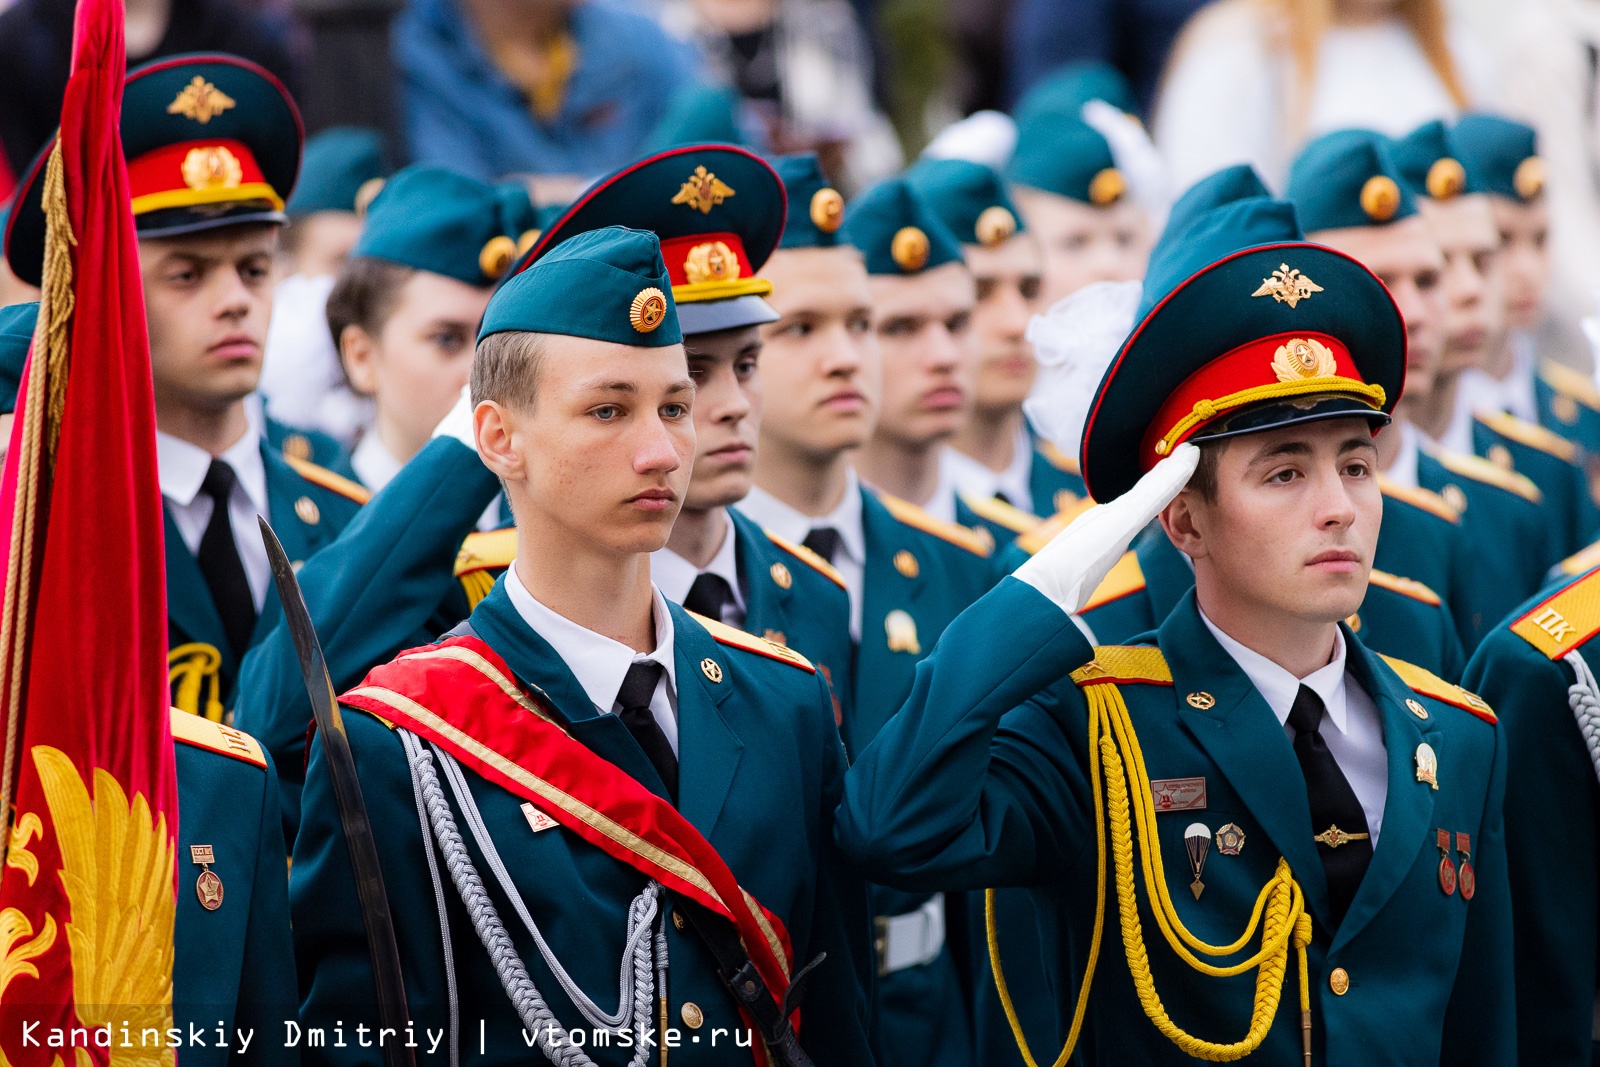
[0,138,76,848]
[986,679,1313,1065]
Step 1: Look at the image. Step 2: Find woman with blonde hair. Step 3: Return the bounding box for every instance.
[1153,0,1496,190]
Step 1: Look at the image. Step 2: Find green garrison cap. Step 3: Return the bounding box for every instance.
[5,52,303,288]
[904,157,1027,249]
[1008,111,1125,206]
[645,85,748,154]
[0,301,37,416]
[1391,120,1481,201]
[1012,61,1138,128]
[1287,129,1418,232]
[525,144,782,334]
[354,165,539,287]
[286,126,387,217]
[1451,113,1544,202]
[1152,164,1270,249]
[479,225,682,346]
[843,176,965,276]
[1079,197,1404,502]
[773,153,846,250]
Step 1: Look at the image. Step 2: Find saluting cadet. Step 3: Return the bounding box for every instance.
[292,225,873,1066]
[837,191,1514,1064]
[2,53,366,721]
[904,158,1083,526]
[1286,129,1550,641]
[739,155,997,1067]
[1393,120,1600,561]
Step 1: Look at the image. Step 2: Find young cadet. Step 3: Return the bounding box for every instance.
[905,158,1083,525]
[1286,130,1549,641]
[740,155,995,1067]
[837,193,1514,1063]
[3,53,366,720]
[291,225,872,1066]
[329,164,537,494]
[1394,120,1599,562]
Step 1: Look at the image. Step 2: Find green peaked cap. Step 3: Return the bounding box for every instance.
[842,176,965,276]
[1287,129,1419,233]
[479,225,682,346]
[904,157,1027,248]
[1451,113,1543,202]
[354,165,538,287]
[287,126,388,216]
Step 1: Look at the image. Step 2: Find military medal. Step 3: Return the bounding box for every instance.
[1415,742,1438,789]
[1456,832,1475,901]
[1185,823,1211,899]
[1436,829,1456,896]
[191,844,223,910]
[1215,823,1245,856]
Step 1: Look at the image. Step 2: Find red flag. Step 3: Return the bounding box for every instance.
[0,0,177,1059]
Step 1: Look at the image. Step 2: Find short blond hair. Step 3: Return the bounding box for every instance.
[471,330,548,410]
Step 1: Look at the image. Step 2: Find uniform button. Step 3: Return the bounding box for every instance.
[681,1002,704,1029]
[1329,967,1350,995]
[671,911,685,931]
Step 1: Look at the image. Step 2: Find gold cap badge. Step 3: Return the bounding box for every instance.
[891,226,930,272]
[683,240,741,284]
[672,166,735,214]
[354,176,386,218]
[1359,175,1401,222]
[181,146,243,193]
[479,235,517,280]
[810,187,845,233]
[630,287,668,333]
[974,205,1017,247]
[1251,264,1323,308]
[168,76,236,123]
[1426,157,1466,200]
[516,229,541,257]
[1271,336,1337,382]
[1514,155,1545,200]
[1088,167,1126,206]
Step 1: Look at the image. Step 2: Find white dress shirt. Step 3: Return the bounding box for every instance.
[157,414,271,610]
[1200,610,1390,843]
[350,431,405,494]
[738,471,866,640]
[651,511,746,626]
[504,563,680,755]
[915,462,962,525]
[941,428,1036,514]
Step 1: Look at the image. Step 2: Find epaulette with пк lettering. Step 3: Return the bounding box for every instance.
[1377,474,1460,523]
[1432,449,1543,504]
[1511,566,1600,661]
[761,529,846,589]
[1366,568,1441,605]
[687,612,816,673]
[1378,656,1497,724]
[877,492,993,557]
[170,707,268,768]
[959,492,1044,535]
[1070,646,1172,687]
[1015,497,1097,556]
[282,454,373,505]
[1476,410,1579,464]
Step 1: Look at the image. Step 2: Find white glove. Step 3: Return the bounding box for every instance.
[430,385,477,453]
[1014,443,1200,615]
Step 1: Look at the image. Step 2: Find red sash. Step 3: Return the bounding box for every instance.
[341,636,797,1059]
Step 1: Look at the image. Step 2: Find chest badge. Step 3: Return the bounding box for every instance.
[1436,828,1457,896]
[521,801,558,833]
[1149,776,1207,813]
[191,844,223,911]
[885,609,921,655]
[1184,823,1211,899]
[1215,823,1246,856]
[1415,742,1439,790]
[1456,832,1476,901]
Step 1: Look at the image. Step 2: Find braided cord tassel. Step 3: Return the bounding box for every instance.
[1562,650,1600,783]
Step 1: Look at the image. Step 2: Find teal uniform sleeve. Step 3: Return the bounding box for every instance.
[233,751,300,1067]
[837,577,1098,889]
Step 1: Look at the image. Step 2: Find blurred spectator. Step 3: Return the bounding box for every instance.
[1153,0,1496,191]
[0,0,299,181]
[1002,0,1212,115]
[395,0,697,181]
[652,0,901,190]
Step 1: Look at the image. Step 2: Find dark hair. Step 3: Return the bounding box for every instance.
[1188,440,1222,502]
[325,256,416,384]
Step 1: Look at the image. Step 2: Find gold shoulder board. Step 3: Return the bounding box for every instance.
[282,455,373,505]
[1510,567,1600,661]
[1081,551,1146,612]
[169,707,268,768]
[454,528,517,576]
[877,492,993,557]
[1476,410,1579,464]
[687,612,817,673]
[1431,449,1543,504]
[958,492,1044,535]
[1015,498,1097,556]
[1539,360,1600,411]
[1366,568,1442,606]
[1377,474,1460,524]
[1378,656,1497,724]
[761,529,847,589]
[1070,645,1172,687]
[1037,441,1080,476]
[1560,538,1600,577]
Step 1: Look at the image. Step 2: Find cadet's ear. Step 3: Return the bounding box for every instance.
[1160,489,1208,562]
[474,400,525,484]
[339,324,379,396]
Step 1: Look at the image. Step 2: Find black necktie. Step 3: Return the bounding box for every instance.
[684,572,738,624]
[994,490,1013,506]
[616,661,678,803]
[197,459,257,660]
[1287,685,1373,926]
[802,526,842,565]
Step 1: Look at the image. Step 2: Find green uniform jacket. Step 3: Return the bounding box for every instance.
[1029,440,1087,517]
[1462,569,1600,1066]
[837,578,1514,1065]
[954,493,1039,554]
[167,445,364,720]
[1372,479,1489,649]
[173,712,297,1067]
[1473,411,1599,561]
[291,584,873,1066]
[1416,449,1551,616]
[263,415,348,470]
[1535,361,1600,457]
